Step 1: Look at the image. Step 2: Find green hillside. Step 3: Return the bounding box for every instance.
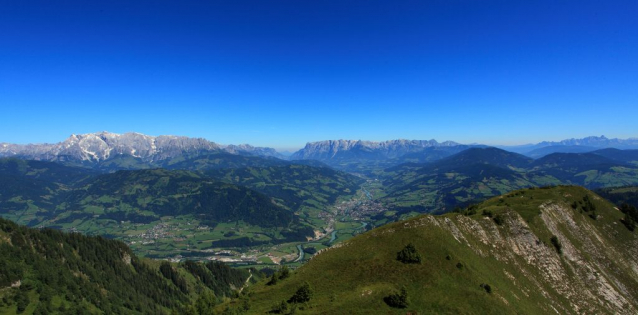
[379,148,540,214]
[63,169,294,228]
[0,160,370,262]
[0,217,251,314]
[206,164,364,215]
[0,159,96,226]
[163,152,290,171]
[0,166,297,230]
[530,153,638,187]
[0,158,96,185]
[5,150,638,266]
[0,163,321,261]
[230,186,638,314]
[378,148,638,215]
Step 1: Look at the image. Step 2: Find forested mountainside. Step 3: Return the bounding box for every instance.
[0,217,252,314]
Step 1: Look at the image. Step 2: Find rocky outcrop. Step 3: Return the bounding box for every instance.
[417,205,638,314]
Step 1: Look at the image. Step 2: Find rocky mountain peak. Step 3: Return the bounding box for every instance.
[0,132,281,163]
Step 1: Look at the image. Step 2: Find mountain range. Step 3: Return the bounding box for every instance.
[2,132,638,313]
[501,135,638,155]
[289,139,460,160]
[2,132,638,219]
[291,136,638,171]
[0,132,285,165]
[3,132,638,171]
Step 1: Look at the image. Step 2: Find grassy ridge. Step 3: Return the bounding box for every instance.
[231,186,638,314]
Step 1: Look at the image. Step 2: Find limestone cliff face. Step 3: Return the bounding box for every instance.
[411,207,637,314]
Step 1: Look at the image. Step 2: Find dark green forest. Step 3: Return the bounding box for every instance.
[0,218,251,314]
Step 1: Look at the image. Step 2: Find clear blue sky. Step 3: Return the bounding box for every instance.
[1,1,637,150]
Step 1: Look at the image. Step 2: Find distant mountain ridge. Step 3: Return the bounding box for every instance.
[525,145,598,159]
[0,131,285,164]
[537,135,638,147]
[289,139,462,173]
[291,136,638,162]
[290,139,459,161]
[503,135,638,155]
[379,147,638,214]
[3,133,638,174]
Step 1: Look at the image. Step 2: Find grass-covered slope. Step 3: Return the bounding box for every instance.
[236,186,638,314]
[0,166,295,229]
[163,152,290,171]
[64,169,294,228]
[380,148,538,213]
[0,217,250,314]
[206,164,364,214]
[0,159,97,225]
[0,161,335,259]
[0,158,96,185]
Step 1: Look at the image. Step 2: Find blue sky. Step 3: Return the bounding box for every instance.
[1,1,637,150]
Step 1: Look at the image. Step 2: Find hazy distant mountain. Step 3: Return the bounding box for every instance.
[388,145,484,164]
[537,135,638,148]
[525,145,598,158]
[503,135,638,154]
[276,150,295,157]
[0,131,283,164]
[590,148,638,165]
[224,144,286,159]
[426,147,534,170]
[4,134,637,174]
[291,139,459,160]
[289,139,460,173]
